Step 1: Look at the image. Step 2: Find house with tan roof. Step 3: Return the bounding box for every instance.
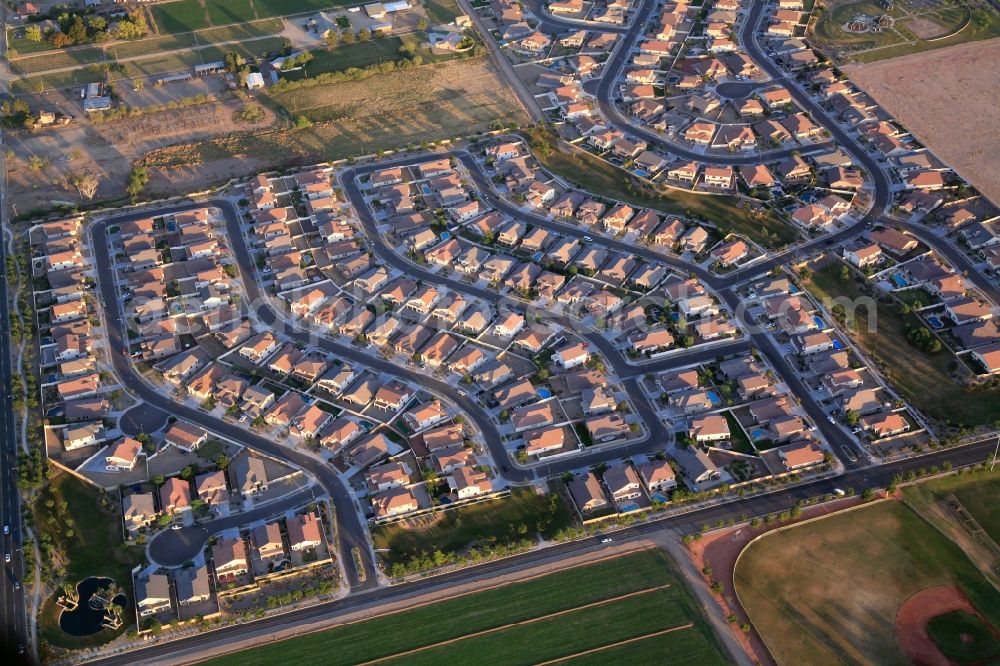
[639,460,676,494]
[777,442,824,470]
[160,477,192,514]
[105,437,144,471]
[196,470,229,509]
[212,537,249,581]
[449,467,494,500]
[372,486,418,520]
[288,512,323,552]
[569,473,609,513]
[123,492,156,533]
[163,421,208,452]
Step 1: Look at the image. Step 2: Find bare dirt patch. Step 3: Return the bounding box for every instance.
[906,17,949,39]
[844,37,1000,205]
[894,586,977,666]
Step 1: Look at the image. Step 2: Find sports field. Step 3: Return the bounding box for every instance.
[804,260,1000,426]
[201,548,728,666]
[903,471,1000,544]
[735,499,1000,666]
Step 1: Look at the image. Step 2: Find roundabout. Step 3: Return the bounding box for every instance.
[714,80,764,100]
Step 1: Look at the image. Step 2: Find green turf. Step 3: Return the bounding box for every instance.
[551,624,729,665]
[804,260,1000,426]
[902,472,1000,545]
[927,611,1000,665]
[371,486,573,565]
[424,0,463,25]
[152,0,357,34]
[201,548,726,666]
[526,129,799,249]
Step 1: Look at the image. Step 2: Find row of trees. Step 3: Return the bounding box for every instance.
[24,9,149,47]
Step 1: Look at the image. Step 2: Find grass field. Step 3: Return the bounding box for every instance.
[927,611,1000,664]
[10,46,105,75]
[804,260,1000,426]
[902,471,1000,544]
[371,487,573,565]
[527,131,798,249]
[36,473,144,648]
[199,548,727,666]
[285,33,458,80]
[812,1,907,52]
[736,500,1000,666]
[854,6,1000,63]
[424,0,464,25]
[151,0,353,34]
[142,57,525,167]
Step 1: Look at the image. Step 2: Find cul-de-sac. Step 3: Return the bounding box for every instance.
[1,0,1000,664]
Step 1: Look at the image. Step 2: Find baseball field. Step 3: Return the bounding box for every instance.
[735,491,1000,665]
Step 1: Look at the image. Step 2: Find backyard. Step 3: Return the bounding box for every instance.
[804,260,1000,426]
[371,486,573,567]
[201,548,727,666]
[735,499,1000,666]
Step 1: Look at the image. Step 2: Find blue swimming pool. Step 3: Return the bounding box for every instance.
[420,184,432,195]
[813,316,825,329]
[440,231,451,241]
[892,274,908,288]
[750,428,767,440]
[832,339,844,350]
[531,251,544,262]
[671,312,681,322]
[619,502,640,513]
[707,390,722,406]
[633,169,649,178]
[650,493,669,503]
[537,388,552,399]
[927,315,944,329]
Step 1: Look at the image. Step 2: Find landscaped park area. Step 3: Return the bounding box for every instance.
[735,472,1000,666]
[810,0,1000,64]
[203,548,728,665]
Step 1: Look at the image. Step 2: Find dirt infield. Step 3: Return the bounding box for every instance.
[906,18,949,39]
[845,37,1000,206]
[895,586,978,666]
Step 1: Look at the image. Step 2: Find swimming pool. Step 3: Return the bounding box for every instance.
[707,390,722,406]
[650,493,669,503]
[892,274,908,288]
[813,316,825,329]
[420,184,432,195]
[750,428,767,441]
[633,169,649,178]
[531,251,544,262]
[927,315,944,329]
[440,231,452,241]
[671,312,681,322]
[618,502,640,513]
[537,388,552,399]
[832,339,844,350]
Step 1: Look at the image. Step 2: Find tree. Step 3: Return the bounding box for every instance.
[844,410,860,427]
[152,474,166,487]
[358,28,371,42]
[417,18,428,31]
[66,16,87,44]
[24,24,42,42]
[325,31,339,49]
[70,172,100,200]
[224,52,247,73]
[126,164,149,201]
[341,28,355,44]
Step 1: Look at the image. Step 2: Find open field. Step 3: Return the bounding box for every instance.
[424,0,464,25]
[845,38,1000,205]
[371,487,572,566]
[151,0,353,34]
[532,138,798,248]
[138,57,524,192]
[735,499,1000,666]
[927,611,1000,664]
[200,548,727,666]
[804,260,1000,425]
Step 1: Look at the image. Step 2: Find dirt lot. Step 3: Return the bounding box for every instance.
[845,38,1000,205]
[7,92,274,212]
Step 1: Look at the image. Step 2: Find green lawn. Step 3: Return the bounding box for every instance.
[902,471,1000,544]
[35,473,144,648]
[152,0,356,34]
[804,260,1000,426]
[371,486,573,565]
[853,6,1000,63]
[424,0,464,25]
[723,411,753,454]
[200,548,726,666]
[526,130,798,249]
[736,500,1000,666]
[927,611,1000,665]
[287,33,457,80]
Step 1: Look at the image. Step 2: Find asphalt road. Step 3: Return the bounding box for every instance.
[90,211,378,590]
[147,486,317,567]
[80,436,999,666]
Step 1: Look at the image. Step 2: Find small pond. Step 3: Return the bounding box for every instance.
[59,577,127,637]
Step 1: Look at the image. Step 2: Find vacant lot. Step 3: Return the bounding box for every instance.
[804,260,1000,425]
[371,487,572,566]
[139,57,525,194]
[736,500,1000,666]
[201,548,727,666]
[529,133,799,248]
[845,38,1000,205]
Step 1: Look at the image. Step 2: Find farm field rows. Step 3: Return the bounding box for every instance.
[735,496,1000,666]
[803,260,1000,425]
[201,548,727,666]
